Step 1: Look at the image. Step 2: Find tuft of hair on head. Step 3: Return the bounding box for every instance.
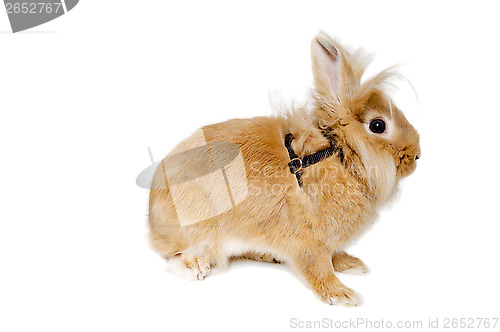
[310,32,412,122]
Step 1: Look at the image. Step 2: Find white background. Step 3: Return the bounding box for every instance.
[1,1,499,331]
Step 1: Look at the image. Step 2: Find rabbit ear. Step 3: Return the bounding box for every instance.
[311,32,342,101]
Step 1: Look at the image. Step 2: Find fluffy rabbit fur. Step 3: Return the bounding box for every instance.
[148,32,420,306]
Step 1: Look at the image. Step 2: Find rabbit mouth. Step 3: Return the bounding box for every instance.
[396,149,419,177]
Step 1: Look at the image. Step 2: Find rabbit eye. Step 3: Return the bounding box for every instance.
[369,118,386,134]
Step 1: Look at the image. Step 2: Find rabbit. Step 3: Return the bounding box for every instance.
[148,31,420,306]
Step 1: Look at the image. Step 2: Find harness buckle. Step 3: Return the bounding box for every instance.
[288,158,303,174]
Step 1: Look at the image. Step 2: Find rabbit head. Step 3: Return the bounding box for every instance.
[310,32,420,200]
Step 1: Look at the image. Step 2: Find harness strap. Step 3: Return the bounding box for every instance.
[284,133,341,187]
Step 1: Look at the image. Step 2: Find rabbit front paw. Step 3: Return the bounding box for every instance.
[332,251,369,275]
[327,286,362,307]
[309,274,362,306]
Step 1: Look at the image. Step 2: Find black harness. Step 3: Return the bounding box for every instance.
[285,133,344,187]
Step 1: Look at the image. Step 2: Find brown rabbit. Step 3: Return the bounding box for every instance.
[148,31,420,306]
